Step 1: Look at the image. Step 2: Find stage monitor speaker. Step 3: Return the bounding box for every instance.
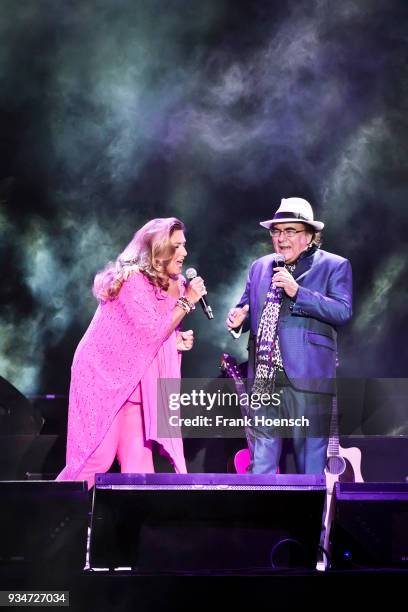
[340,436,408,482]
[329,482,408,569]
[0,376,40,434]
[90,473,326,572]
[0,481,89,572]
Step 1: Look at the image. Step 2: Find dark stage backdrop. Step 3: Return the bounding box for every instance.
[1,1,408,437]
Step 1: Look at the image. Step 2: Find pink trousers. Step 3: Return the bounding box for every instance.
[76,400,154,488]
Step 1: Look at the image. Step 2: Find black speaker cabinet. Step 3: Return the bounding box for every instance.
[329,482,408,569]
[340,436,408,482]
[0,480,89,571]
[90,473,326,572]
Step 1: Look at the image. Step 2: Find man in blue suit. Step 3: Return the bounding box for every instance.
[227,197,352,474]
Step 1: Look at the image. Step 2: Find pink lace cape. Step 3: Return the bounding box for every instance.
[57,272,187,480]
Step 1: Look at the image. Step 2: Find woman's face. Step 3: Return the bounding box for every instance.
[165,229,187,277]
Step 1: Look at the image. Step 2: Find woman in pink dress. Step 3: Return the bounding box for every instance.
[56,217,206,488]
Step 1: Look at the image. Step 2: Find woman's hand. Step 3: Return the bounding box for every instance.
[184,276,207,305]
[176,330,194,351]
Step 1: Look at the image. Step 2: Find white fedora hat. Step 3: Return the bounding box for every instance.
[260,197,324,232]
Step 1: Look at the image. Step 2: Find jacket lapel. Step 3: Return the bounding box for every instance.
[256,259,274,327]
[293,248,318,283]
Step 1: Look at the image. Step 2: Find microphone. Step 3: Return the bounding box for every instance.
[271,253,285,299]
[272,253,285,268]
[185,268,214,319]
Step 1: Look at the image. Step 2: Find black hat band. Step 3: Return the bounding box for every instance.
[273,211,311,221]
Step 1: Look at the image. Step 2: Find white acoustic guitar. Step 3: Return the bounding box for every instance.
[323,395,363,566]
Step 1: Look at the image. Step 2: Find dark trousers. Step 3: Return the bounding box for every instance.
[247,380,332,474]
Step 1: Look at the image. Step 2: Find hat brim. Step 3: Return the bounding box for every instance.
[260,218,324,231]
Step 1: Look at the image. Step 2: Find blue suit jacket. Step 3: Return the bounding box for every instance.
[237,248,353,393]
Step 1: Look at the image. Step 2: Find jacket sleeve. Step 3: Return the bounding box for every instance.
[291,258,353,326]
[232,262,255,336]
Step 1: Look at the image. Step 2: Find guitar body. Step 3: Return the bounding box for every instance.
[234,448,251,474]
[325,444,363,493]
[323,442,363,567]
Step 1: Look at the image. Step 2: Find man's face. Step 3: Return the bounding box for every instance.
[270,222,313,264]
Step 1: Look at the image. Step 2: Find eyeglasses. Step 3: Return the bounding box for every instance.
[269,228,306,238]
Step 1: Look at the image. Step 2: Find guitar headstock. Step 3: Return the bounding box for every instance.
[220,353,242,382]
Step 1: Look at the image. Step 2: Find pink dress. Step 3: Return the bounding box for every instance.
[57,272,187,481]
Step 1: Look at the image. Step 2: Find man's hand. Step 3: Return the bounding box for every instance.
[176,330,194,351]
[226,304,249,331]
[272,267,299,298]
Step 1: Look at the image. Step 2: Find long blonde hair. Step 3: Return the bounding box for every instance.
[93,217,185,301]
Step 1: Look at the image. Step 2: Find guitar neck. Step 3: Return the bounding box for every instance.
[232,379,247,400]
[327,396,340,456]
